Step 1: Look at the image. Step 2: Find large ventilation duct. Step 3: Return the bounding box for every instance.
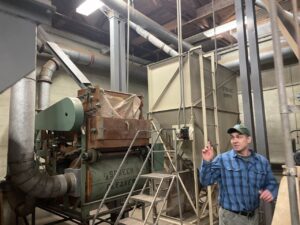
[221,46,294,71]
[37,40,147,83]
[99,0,193,51]
[7,71,76,198]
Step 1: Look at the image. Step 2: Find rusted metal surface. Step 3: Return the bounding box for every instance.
[87,116,150,149]
[78,86,150,149]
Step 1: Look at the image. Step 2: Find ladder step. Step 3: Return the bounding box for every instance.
[152,149,176,152]
[140,173,174,179]
[130,194,163,203]
[118,217,144,225]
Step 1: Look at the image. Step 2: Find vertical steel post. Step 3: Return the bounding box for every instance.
[177,0,186,127]
[109,12,120,91]
[119,19,127,92]
[109,12,127,92]
[245,0,269,158]
[199,51,214,225]
[269,0,300,224]
[245,0,272,224]
[234,0,256,148]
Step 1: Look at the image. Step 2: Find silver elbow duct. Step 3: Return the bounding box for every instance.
[99,0,193,51]
[7,71,75,198]
[37,40,147,83]
[37,58,60,110]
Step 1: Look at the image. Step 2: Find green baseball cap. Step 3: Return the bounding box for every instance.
[227,124,251,136]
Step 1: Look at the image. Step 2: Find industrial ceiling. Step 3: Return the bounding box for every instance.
[50,0,292,62]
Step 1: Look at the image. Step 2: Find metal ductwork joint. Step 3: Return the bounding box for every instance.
[37,58,60,110]
[7,71,76,198]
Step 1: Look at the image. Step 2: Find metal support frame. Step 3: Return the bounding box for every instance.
[246,0,269,158]
[199,50,214,225]
[37,27,92,89]
[109,12,127,92]
[234,0,256,149]
[268,0,300,224]
[245,0,273,224]
[235,0,275,223]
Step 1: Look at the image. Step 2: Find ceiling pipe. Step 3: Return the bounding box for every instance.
[220,44,294,71]
[7,71,76,198]
[129,21,178,57]
[37,39,147,83]
[255,0,300,23]
[99,0,193,51]
[37,58,60,110]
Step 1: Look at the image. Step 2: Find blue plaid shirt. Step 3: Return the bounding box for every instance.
[199,149,278,212]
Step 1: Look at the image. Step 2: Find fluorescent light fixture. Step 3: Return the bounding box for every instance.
[203,20,237,37]
[203,18,249,38]
[76,0,104,16]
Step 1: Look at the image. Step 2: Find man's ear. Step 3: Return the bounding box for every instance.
[247,136,252,144]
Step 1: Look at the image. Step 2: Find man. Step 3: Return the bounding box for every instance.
[199,124,278,225]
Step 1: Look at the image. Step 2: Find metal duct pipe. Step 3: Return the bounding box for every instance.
[256,0,300,23]
[37,40,147,83]
[37,58,60,110]
[221,45,294,71]
[129,21,178,57]
[99,0,193,51]
[7,71,76,198]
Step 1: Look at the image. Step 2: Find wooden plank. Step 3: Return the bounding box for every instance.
[271,171,300,225]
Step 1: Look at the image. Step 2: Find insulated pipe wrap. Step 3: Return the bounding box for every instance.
[7,71,73,198]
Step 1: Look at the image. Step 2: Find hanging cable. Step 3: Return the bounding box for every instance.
[177,0,186,128]
[212,0,218,71]
[126,0,133,92]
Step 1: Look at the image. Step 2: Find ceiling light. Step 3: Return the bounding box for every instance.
[203,20,237,38]
[76,0,104,16]
[203,17,249,38]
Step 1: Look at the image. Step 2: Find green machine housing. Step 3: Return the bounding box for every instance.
[35,86,155,223]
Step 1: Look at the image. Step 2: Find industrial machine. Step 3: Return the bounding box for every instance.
[34,86,153,224]
[147,50,239,222]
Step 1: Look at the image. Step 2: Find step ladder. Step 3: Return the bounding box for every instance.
[91,128,187,225]
[119,173,176,225]
[116,127,184,225]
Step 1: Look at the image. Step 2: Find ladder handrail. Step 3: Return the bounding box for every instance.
[151,121,197,214]
[91,129,152,225]
[114,129,164,224]
[153,176,176,225]
[142,178,164,225]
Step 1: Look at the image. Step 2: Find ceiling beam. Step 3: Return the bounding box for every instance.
[167,0,234,32]
[132,0,234,46]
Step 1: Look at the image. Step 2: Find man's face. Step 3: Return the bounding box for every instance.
[230,132,251,152]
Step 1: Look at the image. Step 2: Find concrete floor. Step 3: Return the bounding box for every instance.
[33,205,209,225]
[34,206,173,225]
[1,191,215,225]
